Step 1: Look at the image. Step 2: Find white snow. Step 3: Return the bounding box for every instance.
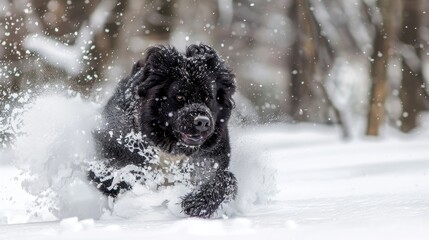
[0,96,429,239]
[23,34,85,76]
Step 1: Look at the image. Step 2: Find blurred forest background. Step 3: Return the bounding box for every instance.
[1,0,429,144]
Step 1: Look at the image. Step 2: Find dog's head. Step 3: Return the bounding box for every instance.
[130,44,235,155]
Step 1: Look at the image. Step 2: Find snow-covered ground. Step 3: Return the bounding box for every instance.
[0,96,429,239]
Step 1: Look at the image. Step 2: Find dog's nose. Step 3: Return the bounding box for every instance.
[194,115,211,132]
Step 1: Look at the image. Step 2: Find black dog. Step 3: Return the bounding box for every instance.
[89,43,237,218]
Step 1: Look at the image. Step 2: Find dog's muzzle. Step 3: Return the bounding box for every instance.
[175,104,214,146]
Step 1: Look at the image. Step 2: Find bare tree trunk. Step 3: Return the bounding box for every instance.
[399,0,429,132]
[288,0,348,137]
[0,1,30,94]
[289,0,318,122]
[366,0,396,136]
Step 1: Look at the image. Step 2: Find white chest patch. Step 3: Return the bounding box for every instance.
[155,149,189,169]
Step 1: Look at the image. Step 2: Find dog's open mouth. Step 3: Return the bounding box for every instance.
[180,133,205,146]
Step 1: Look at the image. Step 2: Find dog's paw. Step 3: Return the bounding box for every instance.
[181,171,237,218]
[181,190,221,218]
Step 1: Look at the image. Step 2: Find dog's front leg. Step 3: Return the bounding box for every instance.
[181,169,237,218]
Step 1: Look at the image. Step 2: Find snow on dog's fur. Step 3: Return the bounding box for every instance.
[89,44,237,218]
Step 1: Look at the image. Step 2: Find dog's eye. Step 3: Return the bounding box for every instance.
[205,96,210,103]
[176,95,186,102]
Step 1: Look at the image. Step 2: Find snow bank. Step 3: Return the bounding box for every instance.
[1,110,429,239]
[0,94,276,223]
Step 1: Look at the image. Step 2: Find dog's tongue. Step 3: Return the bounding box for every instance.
[181,133,204,145]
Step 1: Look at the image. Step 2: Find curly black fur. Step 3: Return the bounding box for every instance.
[89,43,237,218]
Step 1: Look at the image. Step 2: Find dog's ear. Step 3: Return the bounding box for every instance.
[216,71,236,109]
[186,43,217,57]
[131,46,165,75]
[186,43,220,67]
[132,45,181,98]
